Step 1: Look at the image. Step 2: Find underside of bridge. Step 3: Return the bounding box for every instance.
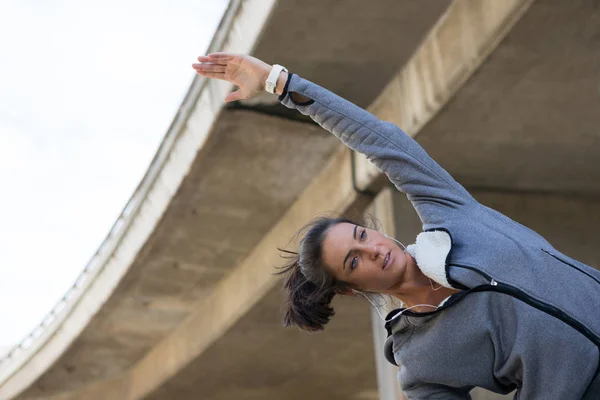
[1,0,598,399]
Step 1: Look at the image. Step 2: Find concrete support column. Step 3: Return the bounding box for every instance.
[366,188,407,400]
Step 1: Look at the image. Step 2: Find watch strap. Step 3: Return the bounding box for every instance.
[265,64,288,94]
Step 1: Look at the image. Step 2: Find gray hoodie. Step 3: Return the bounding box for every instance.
[279,74,600,399]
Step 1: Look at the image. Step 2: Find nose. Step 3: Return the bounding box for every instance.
[361,244,380,260]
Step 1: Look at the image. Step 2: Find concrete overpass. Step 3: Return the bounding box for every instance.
[1,0,598,399]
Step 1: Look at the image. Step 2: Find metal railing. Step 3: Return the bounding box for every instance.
[0,190,140,367]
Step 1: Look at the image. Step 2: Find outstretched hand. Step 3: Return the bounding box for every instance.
[192,53,273,103]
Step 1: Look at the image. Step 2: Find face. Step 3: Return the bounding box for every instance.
[321,223,410,294]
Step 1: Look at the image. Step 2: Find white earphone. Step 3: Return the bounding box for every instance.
[383,233,406,250]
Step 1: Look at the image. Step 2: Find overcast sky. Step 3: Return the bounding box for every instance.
[0,0,228,353]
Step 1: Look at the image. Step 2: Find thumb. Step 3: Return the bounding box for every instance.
[224,89,244,103]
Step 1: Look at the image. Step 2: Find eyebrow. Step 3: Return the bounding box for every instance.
[342,225,358,271]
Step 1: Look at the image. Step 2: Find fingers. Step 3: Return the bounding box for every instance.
[207,52,234,61]
[194,70,227,80]
[197,56,228,66]
[192,63,226,73]
[196,53,233,63]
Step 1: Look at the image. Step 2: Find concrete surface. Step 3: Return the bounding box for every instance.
[417,0,600,197]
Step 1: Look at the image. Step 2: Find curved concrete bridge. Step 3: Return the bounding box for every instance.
[1,0,599,399]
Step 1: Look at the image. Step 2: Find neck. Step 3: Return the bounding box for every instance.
[386,252,460,311]
[397,286,458,311]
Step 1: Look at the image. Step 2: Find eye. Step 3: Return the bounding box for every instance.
[360,229,367,241]
[350,256,358,270]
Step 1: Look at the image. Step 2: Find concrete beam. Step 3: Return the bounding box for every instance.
[354,0,535,190]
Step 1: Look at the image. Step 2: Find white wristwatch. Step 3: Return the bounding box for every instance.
[265,64,288,94]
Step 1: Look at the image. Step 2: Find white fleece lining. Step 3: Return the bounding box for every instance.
[406,231,453,289]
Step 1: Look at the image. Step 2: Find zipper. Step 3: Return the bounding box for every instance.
[541,248,600,286]
[452,264,600,348]
[396,263,600,347]
[487,282,600,346]
[387,263,600,392]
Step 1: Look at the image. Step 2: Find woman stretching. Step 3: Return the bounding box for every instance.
[192,53,600,399]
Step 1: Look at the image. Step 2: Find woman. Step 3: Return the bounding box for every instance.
[192,53,600,399]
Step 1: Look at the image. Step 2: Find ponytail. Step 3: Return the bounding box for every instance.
[276,217,356,332]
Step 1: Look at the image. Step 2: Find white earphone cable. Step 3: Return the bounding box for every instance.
[353,289,438,322]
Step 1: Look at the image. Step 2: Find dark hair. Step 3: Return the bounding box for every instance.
[276,216,359,332]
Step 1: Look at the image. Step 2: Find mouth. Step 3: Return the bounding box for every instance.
[382,251,391,270]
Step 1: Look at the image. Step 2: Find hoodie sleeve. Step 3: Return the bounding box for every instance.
[398,365,473,400]
[278,73,476,227]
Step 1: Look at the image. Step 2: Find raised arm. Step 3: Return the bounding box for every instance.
[193,53,476,227]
